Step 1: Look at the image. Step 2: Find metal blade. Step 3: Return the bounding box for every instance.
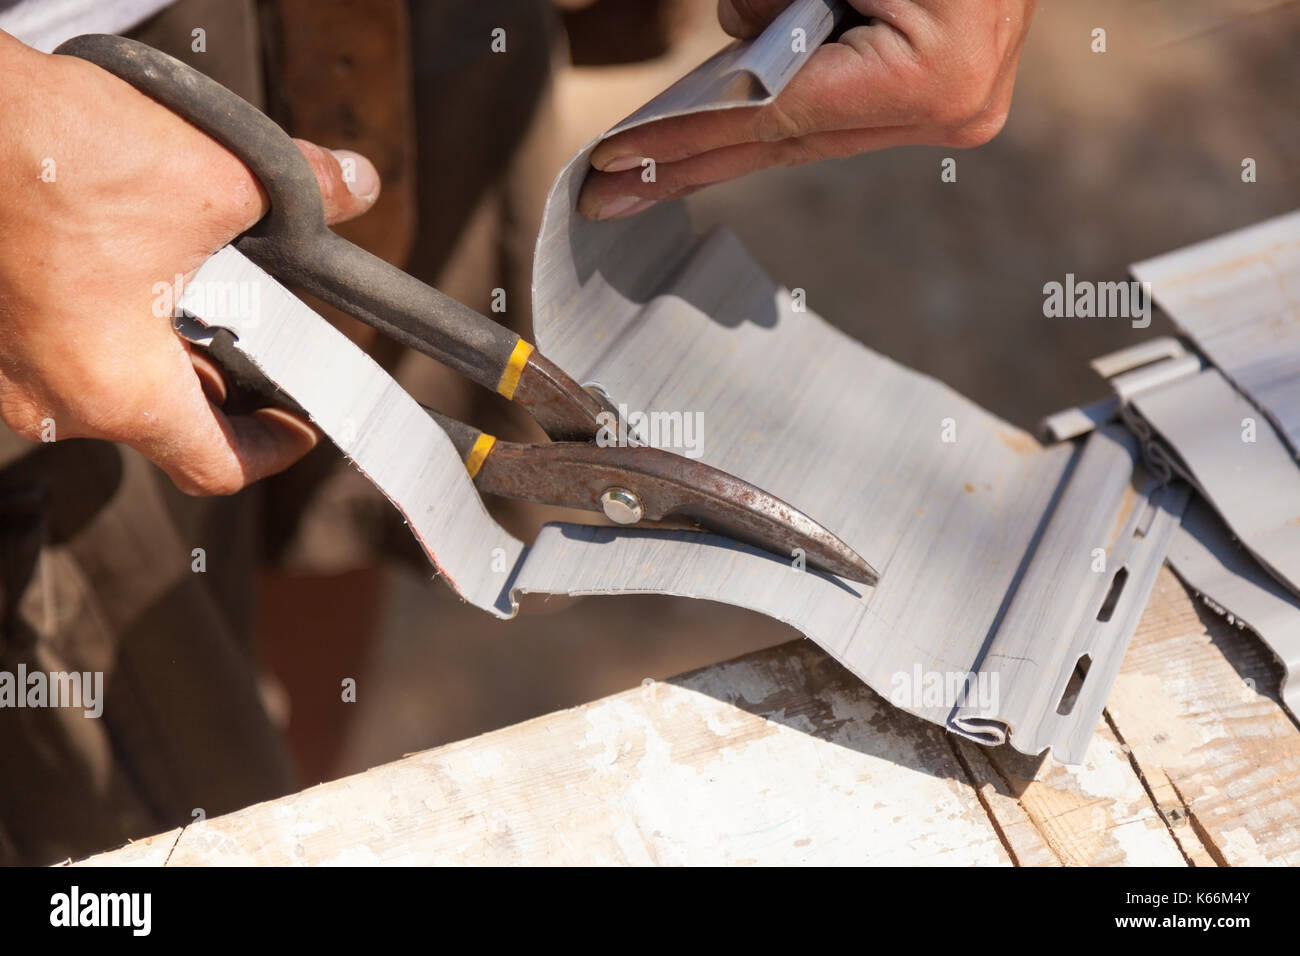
[472,441,879,585]
[511,351,618,442]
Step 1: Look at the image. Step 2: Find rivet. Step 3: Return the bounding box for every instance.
[600,488,643,524]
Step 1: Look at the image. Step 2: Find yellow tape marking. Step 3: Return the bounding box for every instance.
[464,433,497,479]
[496,339,534,399]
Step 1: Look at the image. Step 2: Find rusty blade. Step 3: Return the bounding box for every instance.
[473,441,879,585]
[512,351,616,442]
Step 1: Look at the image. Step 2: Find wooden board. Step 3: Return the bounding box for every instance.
[1105,569,1300,865]
[74,568,1300,866]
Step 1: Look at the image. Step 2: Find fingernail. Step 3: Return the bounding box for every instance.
[593,195,647,220]
[252,406,320,449]
[597,154,642,172]
[330,149,380,201]
[604,198,657,221]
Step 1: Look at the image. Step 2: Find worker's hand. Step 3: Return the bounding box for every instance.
[579,0,1035,220]
[0,31,380,494]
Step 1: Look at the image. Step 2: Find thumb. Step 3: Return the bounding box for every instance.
[292,139,381,225]
[716,0,794,38]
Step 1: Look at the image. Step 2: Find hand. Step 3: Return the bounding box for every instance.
[0,30,380,494]
[578,0,1035,220]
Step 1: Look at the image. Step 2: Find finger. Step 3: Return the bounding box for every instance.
[292,140,381,225]
[154,405,320,496]
[129,350,320,495]
[717,0,795,38]
[579,123,921,220]
[587,32,907,174]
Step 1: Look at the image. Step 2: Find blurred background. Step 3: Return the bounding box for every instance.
[243,0,1299,783]
[5,0,1297,868]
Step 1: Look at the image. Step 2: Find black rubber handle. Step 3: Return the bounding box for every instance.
[54,33,522,395]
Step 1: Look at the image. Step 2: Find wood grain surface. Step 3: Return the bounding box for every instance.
[72,567,1300,866]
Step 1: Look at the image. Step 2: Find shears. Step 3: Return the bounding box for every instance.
[55,33,878,586]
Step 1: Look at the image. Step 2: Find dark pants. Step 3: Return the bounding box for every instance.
[0,0,557,865]
[0,0,286,866]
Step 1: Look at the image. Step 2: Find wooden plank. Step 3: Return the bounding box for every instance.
[1104,566,1300,865]
[951,739,1062,866]
[137,643,1015,866]
[961,565,1300,867]
[80,567,1300,866]
[970,723,1186,866]
[66,829,182,868]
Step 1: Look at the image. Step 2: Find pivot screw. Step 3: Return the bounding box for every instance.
[600,488,643,524]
